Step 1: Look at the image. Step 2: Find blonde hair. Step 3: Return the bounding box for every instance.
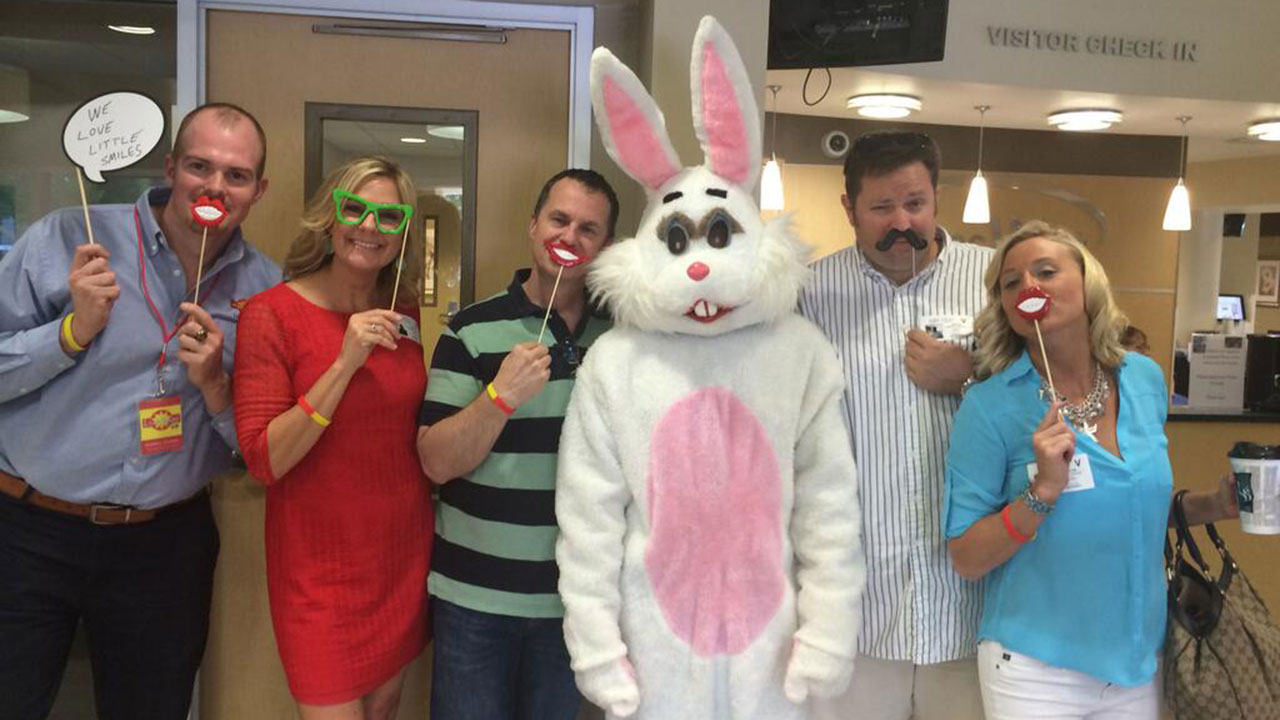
[284,156,422,306]
[972,220,1128,380]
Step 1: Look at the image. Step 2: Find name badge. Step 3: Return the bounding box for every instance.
[139,396,183,455]
[920,314,974,343]
[1026,454,1096,493]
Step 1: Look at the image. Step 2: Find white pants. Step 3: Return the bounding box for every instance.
[809,654,984,720]
[977,641,1159,720]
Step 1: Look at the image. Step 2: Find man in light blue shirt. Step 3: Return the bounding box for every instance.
[0,103,280,720]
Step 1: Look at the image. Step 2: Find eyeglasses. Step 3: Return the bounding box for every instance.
[332,189,414,234]
[851,131,934,159]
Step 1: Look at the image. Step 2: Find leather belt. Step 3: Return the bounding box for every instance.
[0,470,203,525]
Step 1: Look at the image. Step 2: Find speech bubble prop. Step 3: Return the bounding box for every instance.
[62,92,165,184]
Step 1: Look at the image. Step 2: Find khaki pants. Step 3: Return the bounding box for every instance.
[809,654,984,720]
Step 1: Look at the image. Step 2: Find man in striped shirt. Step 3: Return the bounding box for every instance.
[416,169,618,720]
[800,132,993,720]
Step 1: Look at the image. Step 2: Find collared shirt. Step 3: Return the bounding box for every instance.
[943,351,1173,686]
[799,231,993,664]
[0,187,281,508]
[419,269,611,618]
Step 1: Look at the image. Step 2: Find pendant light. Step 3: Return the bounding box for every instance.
[1162,116,1192,232]
[760,84,784,211]
[963,105,991,224]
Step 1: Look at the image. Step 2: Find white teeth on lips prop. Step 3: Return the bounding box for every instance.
[1015,286,1051,322]
[546,240,585,268]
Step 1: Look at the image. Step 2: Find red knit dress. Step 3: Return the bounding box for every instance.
[233,283,432,705]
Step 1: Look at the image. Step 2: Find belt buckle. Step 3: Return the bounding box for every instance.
[89,504,131,525]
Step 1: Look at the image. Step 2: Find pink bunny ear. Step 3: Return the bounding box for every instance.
[690,17,761,192]
[590,47,682,192]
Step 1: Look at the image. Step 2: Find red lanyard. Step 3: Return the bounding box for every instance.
[133,207,221,390]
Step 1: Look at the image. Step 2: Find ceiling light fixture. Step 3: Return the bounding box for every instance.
[1247,120,1280,142]
[0,65,31,123]
[761,84,784,211]
[847,94,922,120]
[1162,115,1192,232]
[963,105,991,225]
[399,137,428,144]
[1047,109,1123,132]
[107,25,156,35]
[427,126,465,141]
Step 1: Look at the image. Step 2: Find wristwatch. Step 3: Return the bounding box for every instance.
[1023,484,1055,515]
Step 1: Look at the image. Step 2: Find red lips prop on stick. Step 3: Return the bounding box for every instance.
[189,196,227,306]
[1016,286,1057,400]
[536,240,588,344]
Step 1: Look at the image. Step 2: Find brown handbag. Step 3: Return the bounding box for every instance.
[1163,490,1280,719]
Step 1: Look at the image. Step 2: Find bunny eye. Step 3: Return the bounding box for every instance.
[664,222,689,255]
[706,214,732,249]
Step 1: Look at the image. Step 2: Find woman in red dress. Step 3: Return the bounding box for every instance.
[234,156,432,720]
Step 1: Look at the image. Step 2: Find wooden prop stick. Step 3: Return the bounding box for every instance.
[75,168,96,245]
[193,227,208,306]
[388,222,412,311]
[536,265,565,345]
[1033,320,1057,399]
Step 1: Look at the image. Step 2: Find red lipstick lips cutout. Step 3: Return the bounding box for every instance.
[1015,286,1051,322]
[545,240,586,268]
[191,196,227,228]
[685,299,733,323]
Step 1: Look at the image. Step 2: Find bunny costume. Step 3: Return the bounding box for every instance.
[555,17,865,720]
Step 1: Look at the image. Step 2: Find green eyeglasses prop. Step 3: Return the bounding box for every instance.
[332,189,414,234]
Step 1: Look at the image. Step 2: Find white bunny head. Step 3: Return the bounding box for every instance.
[587,16,809,337]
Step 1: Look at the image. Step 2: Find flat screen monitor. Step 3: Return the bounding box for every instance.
[1217,294,1246,321]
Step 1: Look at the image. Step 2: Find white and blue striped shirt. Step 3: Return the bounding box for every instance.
[799,231,993,664]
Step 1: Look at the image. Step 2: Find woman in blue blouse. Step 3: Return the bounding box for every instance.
[944,221,1237,719]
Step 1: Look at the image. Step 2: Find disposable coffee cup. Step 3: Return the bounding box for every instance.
[1228,442,1280,535]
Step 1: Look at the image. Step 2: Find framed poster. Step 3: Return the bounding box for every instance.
[421,215,438,306]
[1258,260,1280,307]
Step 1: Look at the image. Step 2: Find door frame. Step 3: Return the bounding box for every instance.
[176,0,594,168]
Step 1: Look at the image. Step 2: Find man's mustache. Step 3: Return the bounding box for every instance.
[876,228,929,251]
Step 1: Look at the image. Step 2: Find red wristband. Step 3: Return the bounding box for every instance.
[1001,504,1034,544]
[486,383,515,416]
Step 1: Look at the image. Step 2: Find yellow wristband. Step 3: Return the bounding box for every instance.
[61,313,87,353]
[297,395,331,428]
[486,382,515,415]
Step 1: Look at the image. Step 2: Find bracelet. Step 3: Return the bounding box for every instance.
[1023,485,1055,515]
[61,313,87,353]
[486,382,515,416]
[1001,504,1035,544]
[297,394,331,428]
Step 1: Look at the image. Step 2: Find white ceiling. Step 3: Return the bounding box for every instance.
[767,66,1280,164]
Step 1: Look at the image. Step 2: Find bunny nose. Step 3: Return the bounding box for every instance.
[687,262,710,281]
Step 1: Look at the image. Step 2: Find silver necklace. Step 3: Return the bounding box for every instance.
[1040,364,1110,440]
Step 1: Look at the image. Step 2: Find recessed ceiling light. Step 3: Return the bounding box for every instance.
[846,94,922,119]
[108,25,156,35]
[1247,120,1280,142]
[399,137,428,144]
[1047,109,1123,132]
[427,126,465,141]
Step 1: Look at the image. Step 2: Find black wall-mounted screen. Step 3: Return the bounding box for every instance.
[768,0,949,70]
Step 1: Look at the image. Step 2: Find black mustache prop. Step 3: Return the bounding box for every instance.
[875,228,929,251]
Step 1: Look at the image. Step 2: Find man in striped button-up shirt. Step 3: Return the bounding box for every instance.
[800,132,993,720]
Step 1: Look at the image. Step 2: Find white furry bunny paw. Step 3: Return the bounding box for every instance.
[783,640,855,704]
[577,657,641,718]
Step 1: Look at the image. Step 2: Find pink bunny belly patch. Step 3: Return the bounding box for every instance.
[644,387,785,657]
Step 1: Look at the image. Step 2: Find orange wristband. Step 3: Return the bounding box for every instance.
[486,383,515,415]
[1001,504,1034,544]
[297,394,331,428]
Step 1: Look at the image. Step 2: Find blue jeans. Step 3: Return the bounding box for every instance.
[430,597,581,720]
